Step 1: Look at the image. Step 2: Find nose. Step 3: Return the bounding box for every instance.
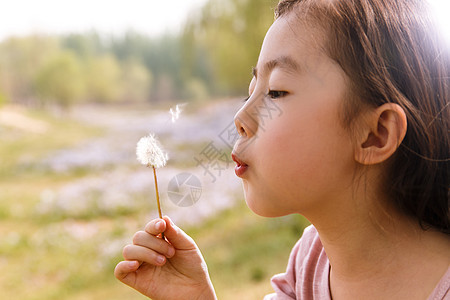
[234,109,247,137]
[234,96,259,139]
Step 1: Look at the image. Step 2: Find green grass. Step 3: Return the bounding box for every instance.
[191,203,309,299]
[0,105,310,300]
[0,108,104,223]
[1,205,309,300]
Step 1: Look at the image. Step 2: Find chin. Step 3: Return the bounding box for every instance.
[244,191,287,218]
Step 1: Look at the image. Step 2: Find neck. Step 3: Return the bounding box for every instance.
[305,184,450,299]
[314,208,419,279]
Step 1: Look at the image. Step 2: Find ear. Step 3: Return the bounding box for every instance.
[355,103,407,165]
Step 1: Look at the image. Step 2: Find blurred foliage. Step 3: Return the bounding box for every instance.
[0,90,8,107]
[191,203,310,299]
[121,59,153,103]
[34,51,86,108]
[0,0,277,108]
[0,35,60,105]
[183,0,279,95]
[85,54,123,103]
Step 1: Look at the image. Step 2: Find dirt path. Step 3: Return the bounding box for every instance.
[0,105,49,133]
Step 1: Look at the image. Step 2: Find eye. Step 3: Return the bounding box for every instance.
[268,90,288,99]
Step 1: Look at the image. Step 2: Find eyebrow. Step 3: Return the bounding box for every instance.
[252,55,300,78]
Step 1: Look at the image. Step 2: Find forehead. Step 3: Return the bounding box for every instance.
[256,15,325,73]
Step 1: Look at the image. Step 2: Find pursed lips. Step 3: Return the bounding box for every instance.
[231,152,249,177]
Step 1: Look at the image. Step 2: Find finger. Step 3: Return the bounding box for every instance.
[162,216,197,250]
[114,260,139,285]
[122,244,167,266]
[133,230,175,258]
[144,218,167,236]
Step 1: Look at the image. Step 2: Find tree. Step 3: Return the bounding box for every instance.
[0,35,60,105]
[85,54,122,103]
[182,0,278,95]
[121,59,152,103]
[61,31,105,59]
[34,50,85,108]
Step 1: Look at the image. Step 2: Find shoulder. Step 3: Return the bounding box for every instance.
[267,225,331,299]
[293,224,321,251]
[289,225,327,276]
[428,266,450,300]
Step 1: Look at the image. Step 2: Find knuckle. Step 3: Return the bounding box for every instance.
[157,238,169,251]
[113,264,122,278]
[185,236,196,247]
[122,244,133,259]
[144,220,156,233]
[132,231,146,244]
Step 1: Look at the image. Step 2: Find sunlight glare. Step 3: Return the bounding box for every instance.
[428,0,450,46]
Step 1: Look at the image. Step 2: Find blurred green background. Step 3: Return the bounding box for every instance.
[0,0,310,299]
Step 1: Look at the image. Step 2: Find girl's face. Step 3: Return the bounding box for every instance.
[232,15,358,218]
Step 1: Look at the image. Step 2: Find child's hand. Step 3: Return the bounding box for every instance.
[114,216,216,300]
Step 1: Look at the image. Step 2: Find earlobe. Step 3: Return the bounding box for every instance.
[355,103,407,165]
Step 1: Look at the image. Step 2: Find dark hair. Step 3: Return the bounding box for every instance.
[276,0,450,234]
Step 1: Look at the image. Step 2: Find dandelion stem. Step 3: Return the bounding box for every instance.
[152,166,165,240]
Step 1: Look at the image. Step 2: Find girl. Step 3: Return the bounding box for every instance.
[114,0,450,299]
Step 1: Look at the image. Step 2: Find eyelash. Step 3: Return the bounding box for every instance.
[243,90,287,102]
[268,90,287,99]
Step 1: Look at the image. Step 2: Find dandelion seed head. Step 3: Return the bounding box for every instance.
[136,134,168,168]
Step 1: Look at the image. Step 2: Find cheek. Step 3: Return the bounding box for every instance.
[255,111,354,193]
[256,115,323,168]
[247,122,310,203]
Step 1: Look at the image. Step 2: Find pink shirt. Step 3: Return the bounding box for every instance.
[264,225,450,300]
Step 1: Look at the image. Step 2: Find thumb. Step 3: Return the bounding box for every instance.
[163,216,197,250]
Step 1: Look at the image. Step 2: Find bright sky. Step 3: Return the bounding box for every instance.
[0,0,208,40]
[0,0,448,43]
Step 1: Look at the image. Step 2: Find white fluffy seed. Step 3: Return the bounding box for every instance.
[136,134,168,168]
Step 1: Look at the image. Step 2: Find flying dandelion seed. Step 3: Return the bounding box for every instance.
[136,134,168,238]
[169,103,186,123]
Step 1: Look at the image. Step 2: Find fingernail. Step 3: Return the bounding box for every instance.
[156,255,165,265]
[156,220,163,230]
[128,261,138,268]
[167,247,175,257]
